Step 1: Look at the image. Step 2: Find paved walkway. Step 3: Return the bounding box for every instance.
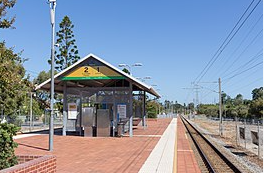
[177,117,201,173]
[15,118,172,173]
[139,118,177,173]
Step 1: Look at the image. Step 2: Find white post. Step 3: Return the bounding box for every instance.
[143,91,146,129]
[30,92,33,131]
[129,82,133,137]
[258,121,260,158]
[235,117,238,146]
[244,119,246,149]
[63,82,67,136]
[113,90,116,137]
[79,91,83,136]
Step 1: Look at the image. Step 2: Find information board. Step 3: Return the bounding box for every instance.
[117,104,126,119]
[68,103,77,119]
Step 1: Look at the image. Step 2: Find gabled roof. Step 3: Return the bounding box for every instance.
[35,53,160,98]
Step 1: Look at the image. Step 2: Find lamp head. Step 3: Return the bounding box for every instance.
[118,64,127,67]
[133,63,143,67]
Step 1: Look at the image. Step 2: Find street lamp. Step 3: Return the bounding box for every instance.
[135,76,152,82]
[118,64,131,73]
[118,63,142,76]
[48,0,56,152]
[132,63,143,67]
[143,76,151,80]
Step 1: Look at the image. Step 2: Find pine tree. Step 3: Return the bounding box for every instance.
[0,0,16,29]
[51,15,80,71]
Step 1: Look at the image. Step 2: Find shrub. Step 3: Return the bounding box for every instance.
[0,123,20,170]
[147,111,157,118]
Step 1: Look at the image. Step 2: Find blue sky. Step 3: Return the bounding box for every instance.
[1,0,263,105]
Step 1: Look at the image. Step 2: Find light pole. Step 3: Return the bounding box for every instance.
[118,63,142,76]
[48,0,56,152]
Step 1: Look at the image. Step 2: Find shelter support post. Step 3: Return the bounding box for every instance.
[79,91,83,136]
[143,91,146,129]
[113,91,116,137]
[62,82,67,136]
[129,82,133,137]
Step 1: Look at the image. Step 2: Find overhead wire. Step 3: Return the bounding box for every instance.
[194,0,261,84]
[220,29,263,77]
[193,0,256,83]
[227,77,262,94]
[222,49,263,78]
[222,61,263,81]
[209,15,263,80]
[222,65,262,88]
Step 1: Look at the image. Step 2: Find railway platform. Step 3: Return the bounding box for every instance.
[12,117,202,173]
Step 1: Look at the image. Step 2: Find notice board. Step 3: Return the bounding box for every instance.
[68,103,77,119]
[117,104,126,119]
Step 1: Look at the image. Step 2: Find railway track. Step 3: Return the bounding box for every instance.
[180,115,242,173]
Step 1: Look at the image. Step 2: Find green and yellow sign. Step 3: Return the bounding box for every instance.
[62,65,125,80]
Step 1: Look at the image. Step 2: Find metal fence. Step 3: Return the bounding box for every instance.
[157,113,177,118]
[0,112,63,133]
[190,114,263,158]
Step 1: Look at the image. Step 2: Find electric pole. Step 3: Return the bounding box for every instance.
[183,83,200,113]
[219,78,223,136]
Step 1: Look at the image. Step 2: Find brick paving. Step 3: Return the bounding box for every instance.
[15,118,172,173]
[177,117,201,173]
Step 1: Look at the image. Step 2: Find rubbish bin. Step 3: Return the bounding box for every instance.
[117,122,125,137]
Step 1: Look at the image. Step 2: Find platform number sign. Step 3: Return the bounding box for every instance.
[84,66,89,73]
[63,65,125,80]
[83,66,100,73]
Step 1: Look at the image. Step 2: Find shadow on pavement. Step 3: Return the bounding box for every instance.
[17,143,48,151]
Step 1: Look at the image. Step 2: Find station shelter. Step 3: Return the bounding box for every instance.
[36,54,160,137]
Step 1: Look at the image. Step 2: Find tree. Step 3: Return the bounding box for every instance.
[50,16,80,71]
[249,87,263,118]
[234,94,243,106]
[0,0,16,29]
[252,87,263,100]
[0,42,30,117]
[33,71,50,109]
[198,104,218,117]
[33,70,62,112]
[173,101,184,114]
[122,68,130,74]
[187,102,195,112]
[236,105,248,118]
[146,100,159,118]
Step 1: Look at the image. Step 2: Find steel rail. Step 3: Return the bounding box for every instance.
[180,115,242,173]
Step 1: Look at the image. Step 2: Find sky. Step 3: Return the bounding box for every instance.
[1,0,263,105]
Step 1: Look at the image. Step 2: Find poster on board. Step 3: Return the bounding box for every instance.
[68,103,77,119]
[117,104,126,119]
